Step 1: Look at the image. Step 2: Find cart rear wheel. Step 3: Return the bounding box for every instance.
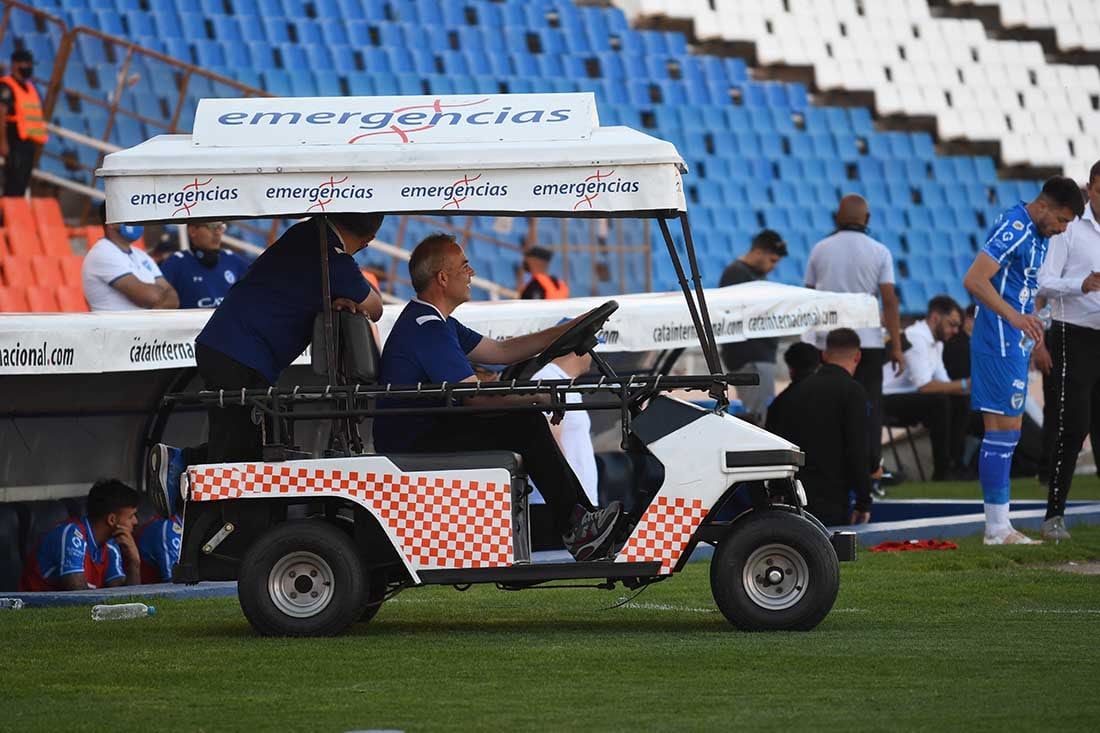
[238,520,368,637]
[710,511,839,631]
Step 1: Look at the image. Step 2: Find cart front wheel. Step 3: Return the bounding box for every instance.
[710,511,839,631]
[238,520,368,637]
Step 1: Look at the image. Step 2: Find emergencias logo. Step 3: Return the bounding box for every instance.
[400,172,508,210]
[214,98,574,145]
[532,169,640,211]
[265,175,375,212]
[129,177,239,217]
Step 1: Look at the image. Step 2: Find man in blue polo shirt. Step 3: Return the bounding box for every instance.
[20,480,142,591]
[963,176,1083,545]
[159,221,249,308]
[373,233,622,561]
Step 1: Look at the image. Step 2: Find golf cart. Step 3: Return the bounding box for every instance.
[99,93,859,636]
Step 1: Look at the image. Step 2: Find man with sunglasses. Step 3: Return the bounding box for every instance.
[882,295,971,481]
[159,221,249,308]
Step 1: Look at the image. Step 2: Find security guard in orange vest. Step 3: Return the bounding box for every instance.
[0,49,49,196]
[519,246,570,300]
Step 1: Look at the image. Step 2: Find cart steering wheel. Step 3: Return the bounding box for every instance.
[534,299,618,368]
[499,300,618,381]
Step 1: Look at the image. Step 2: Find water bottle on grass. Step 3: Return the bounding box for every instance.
[0,598,24,610]
[1019,304,1052,352]
[91,602,155,621]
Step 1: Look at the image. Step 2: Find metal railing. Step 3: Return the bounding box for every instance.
[4,0,651,301]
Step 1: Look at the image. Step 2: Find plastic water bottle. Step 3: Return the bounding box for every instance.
[91,602,155,621]
[1019,304,1053,352]
[0,598,24,610]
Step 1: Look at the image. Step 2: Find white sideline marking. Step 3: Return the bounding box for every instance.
[616,602,867,614]
[1013,609,1100,615]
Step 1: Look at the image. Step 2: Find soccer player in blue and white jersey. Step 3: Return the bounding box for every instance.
[963,176,1083,545]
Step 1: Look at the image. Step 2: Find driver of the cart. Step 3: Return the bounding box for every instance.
[372,233,623,561]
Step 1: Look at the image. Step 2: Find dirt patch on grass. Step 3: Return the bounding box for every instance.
[1030,561,1100,575]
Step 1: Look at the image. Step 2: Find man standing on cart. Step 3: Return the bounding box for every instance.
[373,233,622,561]
[149,213,384,509]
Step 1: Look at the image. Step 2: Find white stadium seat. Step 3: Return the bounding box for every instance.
[613,0,1100,173]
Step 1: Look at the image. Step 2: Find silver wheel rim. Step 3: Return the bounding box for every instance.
[268,551,335,618]
[742,543,809,611]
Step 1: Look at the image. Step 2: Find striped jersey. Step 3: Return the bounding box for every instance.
[972,202,1049,358]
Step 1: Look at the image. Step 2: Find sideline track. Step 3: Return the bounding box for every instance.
[7,500,1098,608]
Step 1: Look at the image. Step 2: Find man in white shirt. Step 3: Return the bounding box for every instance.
[806,194,905,479]
[1033,162,1100,541]
[82,203,178,311]
[882,295,970,480]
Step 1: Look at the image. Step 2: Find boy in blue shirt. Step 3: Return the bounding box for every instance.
[159,221,249,308]
[963,176,1083,544]
[20,480,142,591]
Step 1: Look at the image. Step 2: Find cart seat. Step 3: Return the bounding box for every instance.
[311,311,380,384]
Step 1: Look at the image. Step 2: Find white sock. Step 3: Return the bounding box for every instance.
[984,502,1012,536]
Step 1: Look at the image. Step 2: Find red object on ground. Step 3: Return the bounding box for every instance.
[869,539,959,552]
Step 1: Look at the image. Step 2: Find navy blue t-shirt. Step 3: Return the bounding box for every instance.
[373,299,484,452]
[159,249,249,309]
[197,218,372,384]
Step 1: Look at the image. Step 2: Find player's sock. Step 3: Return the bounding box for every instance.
[980,429,1019,536]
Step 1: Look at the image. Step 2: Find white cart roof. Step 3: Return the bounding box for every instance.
[0,283,879,375]
[98,93,687,223]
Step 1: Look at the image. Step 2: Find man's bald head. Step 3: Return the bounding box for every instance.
[835,194,870,229]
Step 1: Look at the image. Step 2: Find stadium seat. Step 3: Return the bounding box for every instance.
[26,285,61,312]
[29,198,74,258]
[0,255,32,288]
[0,198,44,257]
[0,285,29,312]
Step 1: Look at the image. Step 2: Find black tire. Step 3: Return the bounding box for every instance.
[238,520,368,637]
[709,510,839,631]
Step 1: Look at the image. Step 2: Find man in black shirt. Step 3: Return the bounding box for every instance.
[718,230,788,421]
[765,328,872,525]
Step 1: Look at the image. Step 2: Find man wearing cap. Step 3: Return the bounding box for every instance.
[0,49,48,196]
[718,229,789,420]
[519,246,570,299]
[159,221,249,308]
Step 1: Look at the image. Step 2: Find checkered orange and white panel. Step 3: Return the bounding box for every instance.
[617,495,708,574]
[188,464,513,570]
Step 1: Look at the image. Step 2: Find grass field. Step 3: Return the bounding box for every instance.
[5,503,1100,732]
[884,472,1100,501]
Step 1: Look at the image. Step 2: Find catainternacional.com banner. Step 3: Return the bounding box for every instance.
[0,284,877,376]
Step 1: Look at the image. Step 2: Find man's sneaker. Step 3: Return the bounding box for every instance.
[1041,516,1071,542]
[983,529,1043,546]
[148,444,185,517]
[562,502,623,561]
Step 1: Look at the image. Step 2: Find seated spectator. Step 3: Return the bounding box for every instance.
[135,475,184,584]
[882,295,971,480]
[82,203,179,311]
[532,340,599,506]
[942,303,976,380]
[19,479,141,591]
[718,229,789,422]
[764,341,821,434]
[159,221,248,308]
[765,328,872,525]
